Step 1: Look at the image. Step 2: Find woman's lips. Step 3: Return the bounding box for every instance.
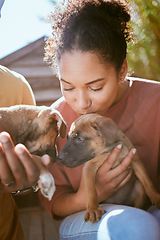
[78,111,95,116]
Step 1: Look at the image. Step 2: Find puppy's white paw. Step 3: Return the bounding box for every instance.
[35,172,56,200]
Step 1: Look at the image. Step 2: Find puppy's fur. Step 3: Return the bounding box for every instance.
[59,114,160,222]
[0,105,66,200]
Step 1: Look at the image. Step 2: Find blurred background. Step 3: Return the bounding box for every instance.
[0,0,53,58]
[127,0,160,81]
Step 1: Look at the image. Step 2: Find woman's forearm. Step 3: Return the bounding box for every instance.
[52,191,86,218]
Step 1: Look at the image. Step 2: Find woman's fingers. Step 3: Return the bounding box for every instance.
[97,143,135,177]
[109,148,136,177]
[96,146,136,202]
[97,168,133,202]
[109,168,132,191]
[98,144,123,175]
[104,148,136,187]
[115,169,133,190]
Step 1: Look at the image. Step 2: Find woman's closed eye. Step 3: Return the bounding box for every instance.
[89,86,103,92]
[87,80,105,92]
[63,87,75,91]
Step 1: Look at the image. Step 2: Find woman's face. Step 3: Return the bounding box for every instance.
[58,51,127,116]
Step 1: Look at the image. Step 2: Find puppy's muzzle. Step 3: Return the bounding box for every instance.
[58,151,75,167]
[33,147,57,163]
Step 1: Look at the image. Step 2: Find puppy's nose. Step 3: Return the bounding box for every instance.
[58,151,76,167]
[58,150,69,161]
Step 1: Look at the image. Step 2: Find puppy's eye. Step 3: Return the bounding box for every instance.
[77,137,84,142]
[91,124,98,131]
[74,133,79,138]
[75,133,84,143]
[77,136,84,143]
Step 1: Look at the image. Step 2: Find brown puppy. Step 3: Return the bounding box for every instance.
[0,105,66,200]
[59,113,160,222]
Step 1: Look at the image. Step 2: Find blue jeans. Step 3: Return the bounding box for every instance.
[59,204,160,240]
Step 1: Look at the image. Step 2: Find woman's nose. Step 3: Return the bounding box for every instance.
[76,91,90,109]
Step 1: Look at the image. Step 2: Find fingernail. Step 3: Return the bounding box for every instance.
[0,135,8,143]
[41,155,51,165]
[117,143,122,149]
[15,144,25,155]
[132,148,136,154]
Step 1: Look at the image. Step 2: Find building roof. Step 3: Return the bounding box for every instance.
[0,36,62,106]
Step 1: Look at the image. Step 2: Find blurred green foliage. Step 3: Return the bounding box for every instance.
[127,0,160,81]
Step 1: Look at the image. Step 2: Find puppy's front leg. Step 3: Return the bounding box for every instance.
[33,170,55,201]
[83,152,109,222]
[31,155,55,200]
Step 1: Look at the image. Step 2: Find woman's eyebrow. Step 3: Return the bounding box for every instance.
[60,78,71,84]
[86,78,105,85]
[60,77,105,85]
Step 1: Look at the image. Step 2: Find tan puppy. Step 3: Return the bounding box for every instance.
[59,113,160,222]
[0,105,66,200]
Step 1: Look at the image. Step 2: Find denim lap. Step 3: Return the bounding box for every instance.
[59,204,160,240]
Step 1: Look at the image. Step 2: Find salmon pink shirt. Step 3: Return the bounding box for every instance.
[40,78,160,219]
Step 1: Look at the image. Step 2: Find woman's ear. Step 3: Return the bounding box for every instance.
[119,59,128,82]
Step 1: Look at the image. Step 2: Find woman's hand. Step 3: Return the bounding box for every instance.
[95,144,136,202]
[0,132,51,193]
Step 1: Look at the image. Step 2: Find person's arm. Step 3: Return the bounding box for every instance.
[21,75,36,105]
[51,145,134,218]
[0,66,39,192]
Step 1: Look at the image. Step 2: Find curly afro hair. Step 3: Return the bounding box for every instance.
[44,0,133,74]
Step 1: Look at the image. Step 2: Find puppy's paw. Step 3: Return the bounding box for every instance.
[37,172,56,200]
[84,207,106,223]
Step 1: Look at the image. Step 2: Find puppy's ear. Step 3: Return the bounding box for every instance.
[37,108,66,138]
[51,110,66,138]
[94,117,119,145]
[90,122,102,137]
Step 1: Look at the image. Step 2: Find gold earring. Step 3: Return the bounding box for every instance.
[119,77,124,83]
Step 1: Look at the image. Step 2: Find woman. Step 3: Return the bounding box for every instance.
[40,0,160,239]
